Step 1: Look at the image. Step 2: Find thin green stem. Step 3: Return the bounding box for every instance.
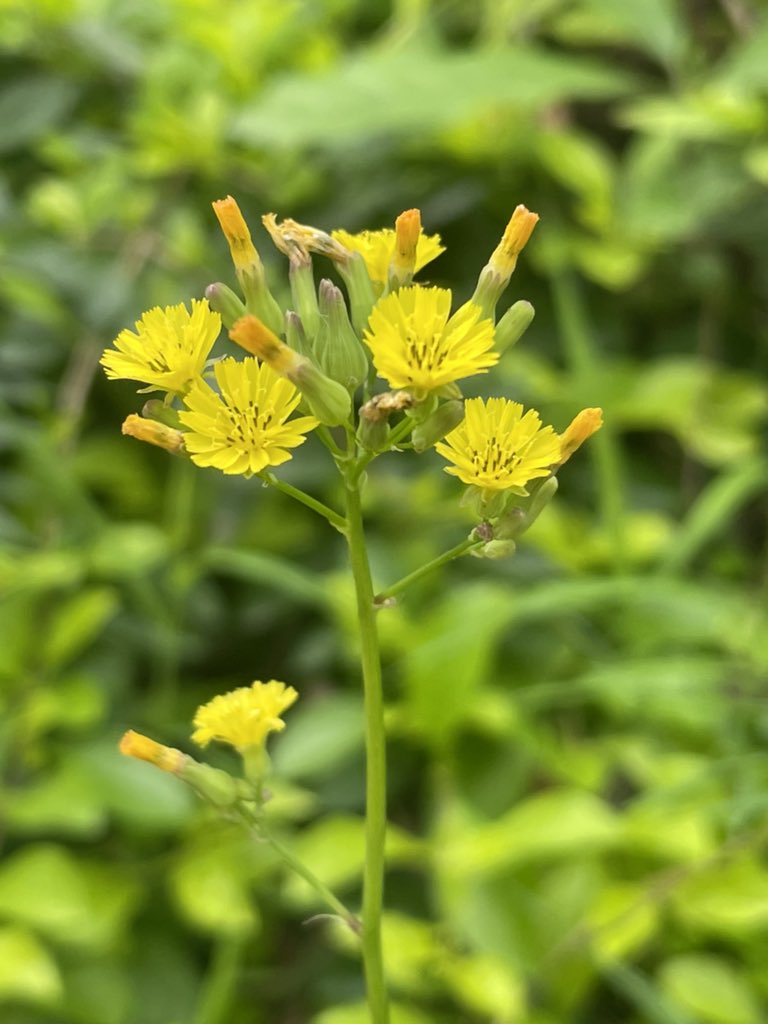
[262,823,360,931]
[316,424,347,459]
[375,536,482,604]
[194,936,243,1024]
[262,472,347,532]
[344,481,390,1024]
[239,807,359,931]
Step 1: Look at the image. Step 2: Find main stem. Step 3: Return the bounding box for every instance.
[344,481,390,1024]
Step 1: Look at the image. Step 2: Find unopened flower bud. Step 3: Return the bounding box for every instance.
[178,760,243,808]
[471,205,539,319]
[205,282,246,329]
[315,279,369,390]
[212,196,283,334]
[141,400,182,429]
[524,475,558,526]
[230,316,351,426]
[558,408,603,465]
[285,311,313,360]
[120,730,187,773]
[337,252,377,336]
[411,399,465,452]
[119,730,243,808]
[492,506,527,540]
[495,300,535,353]
[292,359,353,426]
[122,414,185,454]
[262,213,321,339]
[388,208,421,289]
[494,477,558,540]
[473,539,516,560]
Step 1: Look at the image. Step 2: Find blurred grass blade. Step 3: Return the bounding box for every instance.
[658,457,768,574]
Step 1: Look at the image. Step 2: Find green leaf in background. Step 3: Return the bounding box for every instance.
[0,77,79,154]
[0,925,62,1006]
[671,858,768,938]
[272,692,364,780]
[438,788,618,879]
[169,822,264,937]
[659,953,761,1024]
[235,45,638,148]
[40,587,119,672]
[587,883,659,962]
[401,583,515,748]
[0,844,140,950]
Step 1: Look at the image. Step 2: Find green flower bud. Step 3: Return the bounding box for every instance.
[411,399,464,452]
[337,251,377,335]
[285,311,313,360]
[289,255,320,341]
[495,300,535,353]
[315,279,369,390]
[141,399,182,429]
[522,475,558,529]
[205,282,246,330]
[178,760,243,808]
[473,539,516,560]
[292,358,353,426]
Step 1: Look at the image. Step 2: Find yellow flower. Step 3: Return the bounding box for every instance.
[101,299,221,393]
[192,680,299,751]
[435,397,561,491]
[179,356,319,476]
[332,226,444,287]
[363,286,497,394]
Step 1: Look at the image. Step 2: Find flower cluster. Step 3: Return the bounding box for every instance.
[100,195,602,539]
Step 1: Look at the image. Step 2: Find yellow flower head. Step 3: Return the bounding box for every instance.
[363,286,497,395]
[179,356,319,476]
[435,397,561,491]
[332,224,444,287]
[101,299,221,393]
[192,680,299,751]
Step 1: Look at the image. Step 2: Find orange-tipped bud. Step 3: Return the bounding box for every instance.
[119,730,187,773]
[121,414,185,454]
[490,205,539,276]
[391,208,421,282]
[229,316,301,375]
[559,408,603,464]
[471,205,540,319]
[212,196,261,271]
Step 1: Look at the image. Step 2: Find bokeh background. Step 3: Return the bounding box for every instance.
[2,1,768,1022]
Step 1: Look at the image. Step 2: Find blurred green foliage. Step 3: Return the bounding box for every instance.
[1,0,768,1022]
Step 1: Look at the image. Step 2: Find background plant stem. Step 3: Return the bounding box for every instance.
[344,481,390,1024]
